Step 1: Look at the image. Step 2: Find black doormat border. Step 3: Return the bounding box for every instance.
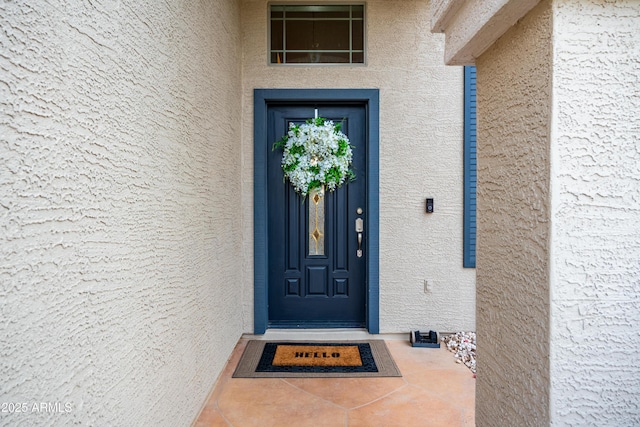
[232,340,402,378]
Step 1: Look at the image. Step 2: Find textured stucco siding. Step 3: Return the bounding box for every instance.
[550,0,640,424]
[240,0,475,333]
[475,1,552,425]
[1,1,242,426]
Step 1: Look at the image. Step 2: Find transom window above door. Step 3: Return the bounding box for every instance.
[270,4,365,64]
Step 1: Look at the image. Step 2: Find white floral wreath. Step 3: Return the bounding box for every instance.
[273,117,355,197]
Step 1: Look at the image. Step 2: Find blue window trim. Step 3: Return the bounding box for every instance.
[253,88,380,334]
[464,66,477,268]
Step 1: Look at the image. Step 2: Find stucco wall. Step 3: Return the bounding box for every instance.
[475,1,552,425]
[0,1,242,426]
[240,0,476,333]
[550,0,640,424]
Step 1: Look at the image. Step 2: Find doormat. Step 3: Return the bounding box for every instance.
[232,340,402,378]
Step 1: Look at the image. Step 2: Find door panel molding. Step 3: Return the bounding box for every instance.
[254,89,380,334]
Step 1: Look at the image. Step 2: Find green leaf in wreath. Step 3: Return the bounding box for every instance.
[336,139,349,156]
[283,161,299,172]
[289,144,306,156]
[272,135,288,151]
[325,166,342,183]
[308,179,321,192]
[308,117,325,126]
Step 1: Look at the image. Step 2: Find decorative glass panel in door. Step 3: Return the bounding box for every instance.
[308,186,325,256]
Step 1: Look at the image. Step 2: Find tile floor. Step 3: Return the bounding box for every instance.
[193,334,475,427]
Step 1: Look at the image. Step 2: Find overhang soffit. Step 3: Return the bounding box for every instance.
[430,0,542,65]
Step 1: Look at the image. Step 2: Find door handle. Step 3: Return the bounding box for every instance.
[355,218,363,258]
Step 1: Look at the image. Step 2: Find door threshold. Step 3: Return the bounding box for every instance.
[243,329,407,341]
[244,328,370,341]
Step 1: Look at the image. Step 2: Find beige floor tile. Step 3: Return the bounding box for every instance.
[217,378,346,427]
[348,384,463,427]
[283,376,408,409]
[193,406,229,427]
[194,338,475,427]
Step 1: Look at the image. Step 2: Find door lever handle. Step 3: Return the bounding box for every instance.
[355,217,364,257]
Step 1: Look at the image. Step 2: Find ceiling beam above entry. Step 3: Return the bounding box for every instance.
[430,0,541,65]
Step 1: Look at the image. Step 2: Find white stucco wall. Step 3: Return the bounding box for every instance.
[432,0,639,424]
[0,1,243,426]
[550,0,640,424]
[475,1,552,425]
[240,0,476,333]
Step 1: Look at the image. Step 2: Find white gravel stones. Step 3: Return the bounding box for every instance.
[442,332,476,374]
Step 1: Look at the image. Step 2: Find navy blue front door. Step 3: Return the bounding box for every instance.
[267,103,367,327]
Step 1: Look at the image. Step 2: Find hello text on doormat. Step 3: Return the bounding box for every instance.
[272,344,364,367]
